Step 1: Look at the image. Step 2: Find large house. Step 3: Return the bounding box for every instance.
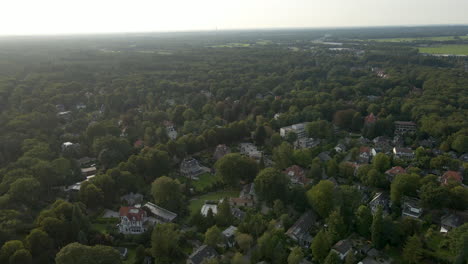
[143,202,177,223]
[284,165,311,186]
[394,121,417,134]
[294,137,320,150]
[401,197,423,219]
[369,192,391,215]
[441,171,463,186]
[239,143,262,160]
[286,211,317,247]
[120,192,144,206]
[359,146,372,164]
[280,123,308,138]
[230,183,256,207]
[187,245,219,264]
[331,239,353,260]
[222,226,238,248]
[180,158,208,179]
[118,207,147,234]
[385,166,406,181]
[440,212,465,233]
[393,147,414,160]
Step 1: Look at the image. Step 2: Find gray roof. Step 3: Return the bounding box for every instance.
[143,202,177,222]
[188,245,218,264]
[286,211,317,240]
[441,213,463,228]
[222,226,237,238]
[333,239,353,254]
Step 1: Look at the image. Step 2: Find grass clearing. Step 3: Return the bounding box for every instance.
[188,189,240,215]
[123,248,136,264]
[192,173,221,193]
[418,44,468,55]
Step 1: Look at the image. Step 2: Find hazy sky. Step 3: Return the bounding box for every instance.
[1,0,467,35]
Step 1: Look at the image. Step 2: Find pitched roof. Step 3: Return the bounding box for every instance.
[365,113,377,124]
[332,239,353,254]
[286,211,317,239]
[143,202,177,222]
[385,166,406,176]
[442,171,463,185]
[119,207,146,221]
[188,245,218,264]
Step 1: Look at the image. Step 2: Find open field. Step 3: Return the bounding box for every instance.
[191,173,221,193]
[369,36,468,42]
[418,44,468,55]
[188,189,240,214]
[210,43,251,48]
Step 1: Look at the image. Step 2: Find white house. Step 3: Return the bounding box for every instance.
[239,143,262,160]
[280,123,308,138]
[118,207,147,234]
[331,239,353,260]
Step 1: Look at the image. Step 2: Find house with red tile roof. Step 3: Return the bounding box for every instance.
[441,171,463,185]
[365,113,377,125]
[118,207,147,234]
[385,166,406,181]
[284,165,311,186]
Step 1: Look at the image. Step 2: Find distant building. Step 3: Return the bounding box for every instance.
[143,202,177,223]
[441,171,463,186]
[286,211,317,248]
[385,166,406,182]
[365,113,377,125]
[334,143,347,153]
[393,147,414,160]
[222,226,237,248]
[394,121,417,134]
[359,146,372,163]
[187,245,219,264]
[230,183,256,207]
[180,158,208,179]
[440,212,464,233]
[280,123,308,138]
[81,166,97,177]
[284,165,311,186]
[331,239,353,260]
[118,207,147,234]
[201,203,218,216]
[401,197,423,219]
[369,192,391,216]
[57,111,72,120]
[120,193,144,206]
[294,138,320,150]
[239,143,262,160]
[213,144,230,160]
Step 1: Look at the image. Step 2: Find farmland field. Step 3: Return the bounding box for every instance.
[369,36,468,42]
[418,44,468,55]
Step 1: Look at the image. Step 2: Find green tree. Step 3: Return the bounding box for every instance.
[308,158,322,180]
[452,135,468,153]
[216,198,233,227]
[307,120,332,139]
[449,186,468,210]
[287,246,304,264]
[311,230,331,262]
[327,209,346,243]
[0,240,25,264]
[273,142,294,170]
[419,183,448,209]
[254,168,289,203]
[215,153,258,185]
[324,251,341,264]
[204,226,223,248]
[390,173,420,204]
[151,176,185,212]
[25,228,53,263]
[8,178,40,205]
[151,223,181,264]
[79,183,104,209]
[307,180,335,218]
[372,153,391,172]
[326,159,338,178]
[9,249,32,264]
[254,126,267,145]
[371,207,384,249]
[345,250,356,264]
[402,235,423,264]
[235,233,253,253]
[231,252,248,264]
[55,243,122,264]
[355,205,373,238]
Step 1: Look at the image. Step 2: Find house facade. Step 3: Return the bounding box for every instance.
[118,207,147,234]
[280,123,308,138]
[286,211,317,248]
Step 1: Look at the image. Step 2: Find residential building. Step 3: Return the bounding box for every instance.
[201,203,218,216]
[239,143,262,160]
[120,193,144,206]
[334,143,347,153]
[280,123,308,138]
[81,166,97,177]
[180,158,207,179]
[222,226,238,248]
[294,138,320,149]
[365,113,377,124]
[359,146,372,164]
[213,144,230,160]
[394,121,417,134]
[231,208,246,220]
[385,166,406,182]
[440,213,464,233]
[118,207,147,234]
[286,211,317,247]
[187,245,219,264]
[393,147,414,160]
[331,239,353,260]
[143,202,177,223]
[230,183,256,207]
[369,192,391,215]
[284,165,311,186]
[401,197,423,219]
[164,121,178,140]
[441,171,463,186]
[318,151,332,162]
[229,197,254,207]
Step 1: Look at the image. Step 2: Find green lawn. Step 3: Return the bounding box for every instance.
[188,189,240,215]
[91,218,119,234]
[369,36,468,42]
[418,44,468,55]
[192,173,221,193]
[123,248,136,264]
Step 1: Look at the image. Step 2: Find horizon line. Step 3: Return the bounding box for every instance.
[1,23,468,38]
